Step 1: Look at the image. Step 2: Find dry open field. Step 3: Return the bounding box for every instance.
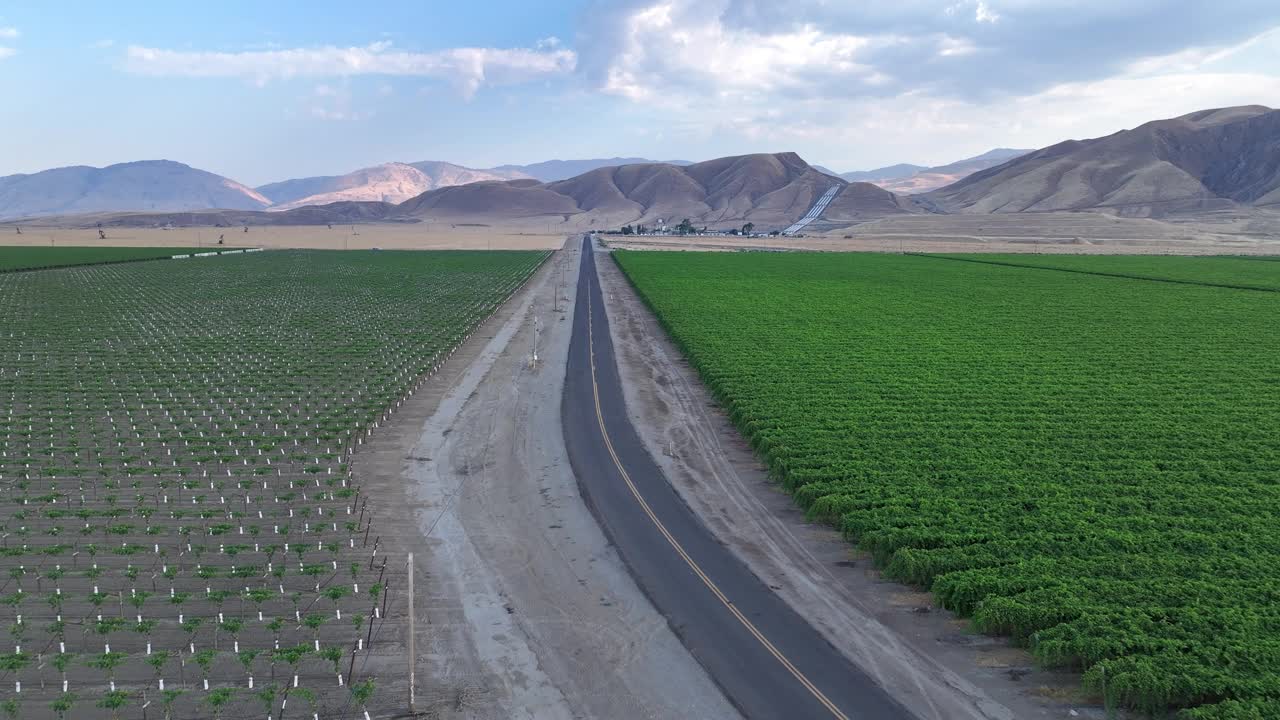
[0,224,565,252]
[607,211,1280,255]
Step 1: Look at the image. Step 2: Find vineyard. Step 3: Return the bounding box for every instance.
[0,249,547,719]
[614,250,1280,719]
[0,246,200,272]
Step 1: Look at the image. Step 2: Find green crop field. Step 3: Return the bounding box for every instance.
[614,251,1280,718]
[0,246,199,272]
[0,249,546,718]
[926,253,1280,292]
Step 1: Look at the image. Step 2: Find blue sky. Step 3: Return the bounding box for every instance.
[1,1,1278,185]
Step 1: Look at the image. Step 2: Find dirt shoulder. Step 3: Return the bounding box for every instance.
[594,245,1112,720]
[353,238,738,720]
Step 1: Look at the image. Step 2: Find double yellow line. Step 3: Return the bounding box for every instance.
[584,264,849,720]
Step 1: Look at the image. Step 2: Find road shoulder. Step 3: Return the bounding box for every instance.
[353,239,739,720]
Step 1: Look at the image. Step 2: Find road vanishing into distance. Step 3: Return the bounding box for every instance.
[562,235,913,720]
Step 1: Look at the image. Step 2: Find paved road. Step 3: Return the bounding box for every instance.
[561,235,914,720]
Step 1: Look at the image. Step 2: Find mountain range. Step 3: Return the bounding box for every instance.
[0,160,271,218]
[256,162,531,210]
[253,158,701,211]
[82,152,908,231]
[399,152,910,228]
[2,105,1276,227]
[832,149,1033,194]
[0,157,701,219]
[926,105,1280,215]
[488,157,693,183]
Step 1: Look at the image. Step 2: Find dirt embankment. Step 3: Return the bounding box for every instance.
[352,238,738,720]
[594,247,1115,720]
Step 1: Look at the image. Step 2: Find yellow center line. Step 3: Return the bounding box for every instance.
[583,259,850,720]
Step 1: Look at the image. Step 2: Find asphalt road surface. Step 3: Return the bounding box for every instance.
[562,235,914,720]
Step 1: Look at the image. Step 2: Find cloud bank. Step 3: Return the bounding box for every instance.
[103,2,1280,170]
[124,41,577,98]
[0,26,17,58]
[574,0,1280,168]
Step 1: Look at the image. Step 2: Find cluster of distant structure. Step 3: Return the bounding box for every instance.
[607,219,782,238]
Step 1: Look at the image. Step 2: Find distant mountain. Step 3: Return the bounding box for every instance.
[840,163,930,184]
[0,160,270,219]
[398,152,910,228]
[254,158,691,210]
[926,106,1280,215]
[835,150,1032,194]
[257,161,528,210]
[407,161,530,184]
[90,153,912,232]
[489,157,693,182]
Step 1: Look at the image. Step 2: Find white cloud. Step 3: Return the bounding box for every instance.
[304,80,383,121]
[687,63,1280,171]
[123,41,577,98]
[1124,26,1280,75]
[945,1,998,23]
[581,5,1280,171]
[0,27,18,40]
[584,1,1280,105]
[309,106,373,122]
[974,1,1000,23]
[90,39,115,49]
[937,35,979,57]
[597,2,915,102]
[0,47,13,60]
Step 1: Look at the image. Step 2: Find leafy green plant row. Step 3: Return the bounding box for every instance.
[0,246,199,273]
[615,250,1280,716]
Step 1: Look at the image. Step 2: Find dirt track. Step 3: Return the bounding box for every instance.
[353,238,737,719]
[593,247,1113,720]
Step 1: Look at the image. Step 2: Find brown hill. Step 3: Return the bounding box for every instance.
[926,106,1279,215]
[0,160,270,219]
[259,161,529,210]
[490,157,692,182]
[395,152,907,229]
[838,149,1032,195]
[397,178,581,219]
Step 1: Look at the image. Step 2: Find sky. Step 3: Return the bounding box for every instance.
[1,0,1278,186]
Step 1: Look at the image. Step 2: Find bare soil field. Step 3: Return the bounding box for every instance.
[0,225,565,251]
[607,211,1280,255]
[593,246,1118,720]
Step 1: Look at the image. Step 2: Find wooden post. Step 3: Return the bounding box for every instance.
[407,553,416,714]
